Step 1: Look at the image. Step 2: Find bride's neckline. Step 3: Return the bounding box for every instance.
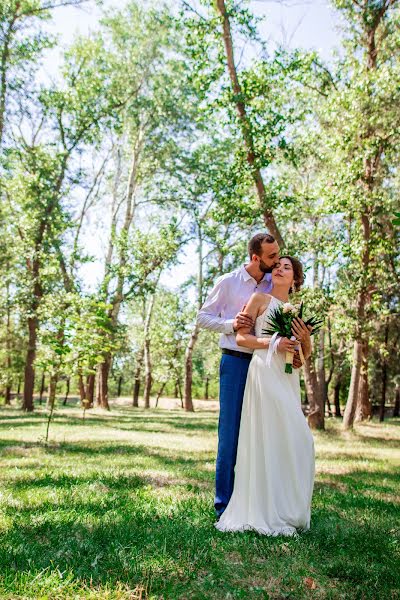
[256,294,286,320]
[269,294,286,304]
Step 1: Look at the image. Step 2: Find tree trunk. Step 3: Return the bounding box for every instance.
[143,294,156,409]
[355,339,371,422]
[96,370,101,405]
[304,358,324,429]
[343,337,363,429]
[177,378,183,408]
[4,384,11,405]
[393,386,400,418]
[47,374,58,409]
[22,316,38,412]
[343,283,369,429]
[132,348,143,407]
[17,377,21,397]
[78,373,86,404]
[117,375,123,398]
[204,376,209,400]
[379,318,390,422]
[215,0,283,246]
[334,381,341,417]
[379,332,388,423]
[86,373,95,407]
[183,322,200,413]
[63,377,70,406]
[39,371,46,405]
[155,381,167,408]
[316,329,328,414]
[4,288,12,405]
[379,364,387,422]
[133,378,141,407]
[325,386,333,418]
[97,358,111,410]
[183,222,204,413]
[325,317,336,418]
[143,337,152,409]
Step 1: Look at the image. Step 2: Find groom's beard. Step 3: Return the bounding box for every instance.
[259,260,276,273]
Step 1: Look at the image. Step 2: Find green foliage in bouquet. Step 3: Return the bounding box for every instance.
[262,307,293,338]
[262,302,323,339]
[297,302,324,335]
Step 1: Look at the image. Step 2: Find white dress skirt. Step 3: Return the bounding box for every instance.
[216,295,315,536]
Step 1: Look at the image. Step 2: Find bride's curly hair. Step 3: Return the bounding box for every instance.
[279,255,304,294]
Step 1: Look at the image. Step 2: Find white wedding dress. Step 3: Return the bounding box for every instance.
[216,295,315,536]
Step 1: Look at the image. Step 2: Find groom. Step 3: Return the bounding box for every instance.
[197,233,297,518]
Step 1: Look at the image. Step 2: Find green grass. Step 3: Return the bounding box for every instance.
[0,401,399,599]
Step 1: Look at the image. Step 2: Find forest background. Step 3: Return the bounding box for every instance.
[0,0,399,432]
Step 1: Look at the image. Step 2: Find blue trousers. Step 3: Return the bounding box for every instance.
[215,353,250,517]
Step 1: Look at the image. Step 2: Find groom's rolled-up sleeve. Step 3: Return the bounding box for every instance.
[197,277,234,334]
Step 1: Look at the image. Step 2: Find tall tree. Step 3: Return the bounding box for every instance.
[215,0,283,245]
[329,0,400,429]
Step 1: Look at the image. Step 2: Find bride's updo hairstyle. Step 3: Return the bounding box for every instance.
[279,255,304,294]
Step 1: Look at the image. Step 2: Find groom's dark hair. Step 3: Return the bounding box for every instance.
[248,233,276,259]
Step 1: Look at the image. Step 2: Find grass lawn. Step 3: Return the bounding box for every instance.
[0,399,399,599]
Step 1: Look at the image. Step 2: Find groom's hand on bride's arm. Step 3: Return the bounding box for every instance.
[233,306,254,332]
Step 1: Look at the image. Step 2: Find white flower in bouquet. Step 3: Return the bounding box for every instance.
[282,303,296,314]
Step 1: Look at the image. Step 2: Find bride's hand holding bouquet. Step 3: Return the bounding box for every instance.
[263,302,323,373]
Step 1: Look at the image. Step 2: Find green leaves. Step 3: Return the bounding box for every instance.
[392,212,400,226]
[263,303,324,340]
[263,306,294,339]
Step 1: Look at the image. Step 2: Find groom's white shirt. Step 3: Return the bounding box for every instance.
[197,265,273,354]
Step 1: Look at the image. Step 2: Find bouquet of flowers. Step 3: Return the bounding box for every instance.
[262,302,323,373]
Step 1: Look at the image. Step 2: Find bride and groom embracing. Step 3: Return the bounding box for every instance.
[197,233,315,536]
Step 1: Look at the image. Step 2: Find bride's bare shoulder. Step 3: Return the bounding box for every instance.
[247,292,268,306]
[251,292,272,302]
[264,293,274,305]
[246,292,272,317]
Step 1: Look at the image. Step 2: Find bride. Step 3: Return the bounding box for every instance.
[216,255,315,536]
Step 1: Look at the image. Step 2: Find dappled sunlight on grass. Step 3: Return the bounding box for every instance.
[0,403,399,599]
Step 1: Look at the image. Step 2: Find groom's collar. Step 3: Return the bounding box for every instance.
[241,264,272,283]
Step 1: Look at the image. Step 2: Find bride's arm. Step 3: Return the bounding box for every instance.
[235,293,270,350]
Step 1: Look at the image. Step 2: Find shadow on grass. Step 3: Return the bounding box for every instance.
[0,409,218,435]
[0,500,215,597]
[0,409,399,597]
[0,439,215,491]
[0,476,398,599]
